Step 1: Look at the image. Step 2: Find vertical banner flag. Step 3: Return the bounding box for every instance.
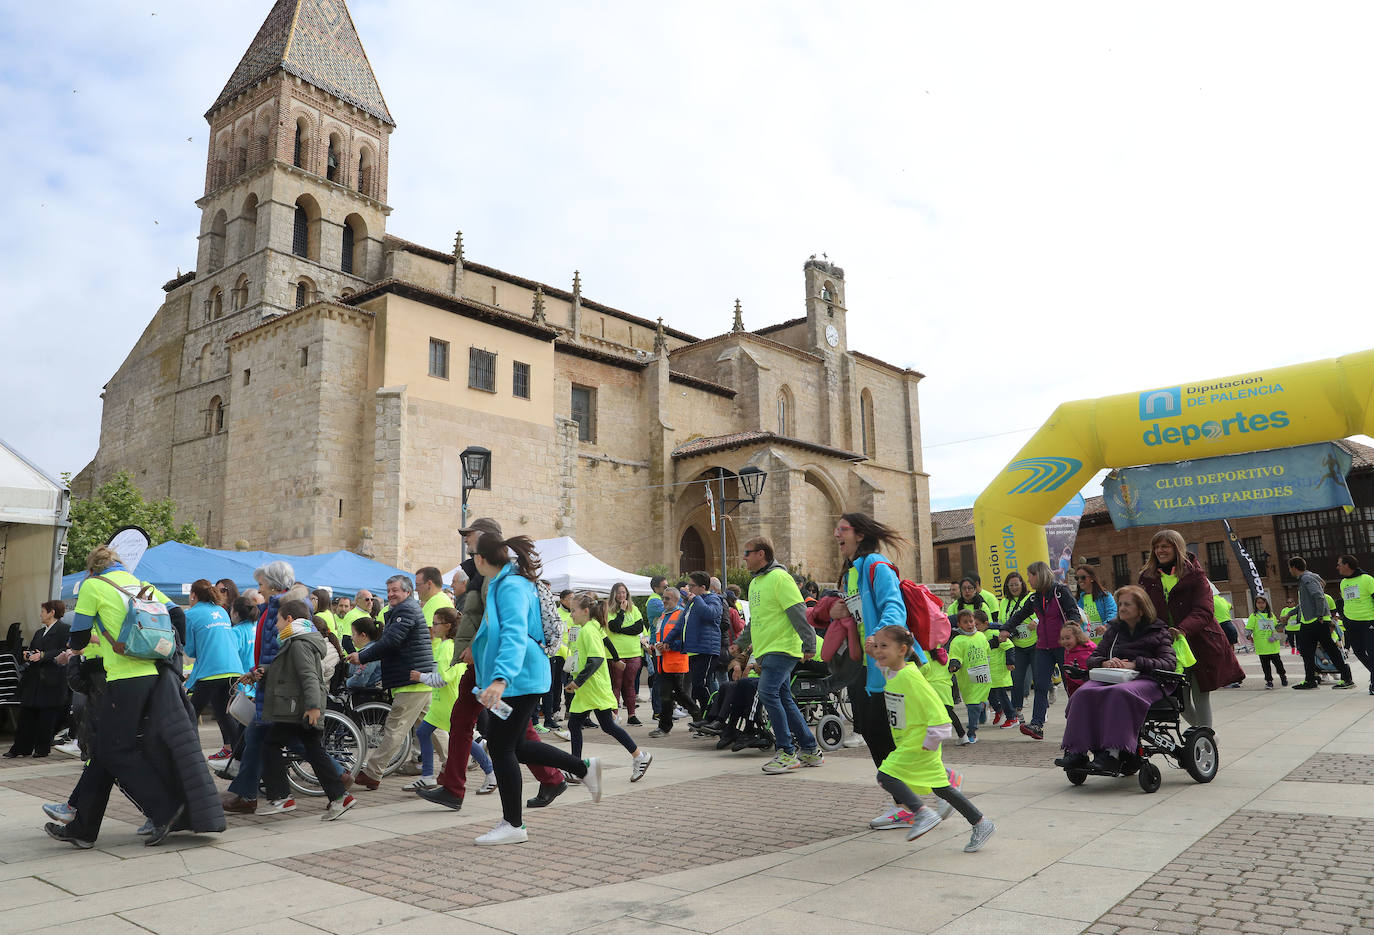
[1047,494,1087,586]
[1222,519,1265,599]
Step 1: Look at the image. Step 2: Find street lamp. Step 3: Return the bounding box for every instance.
[715,466,768,588]
[460,446,491,559]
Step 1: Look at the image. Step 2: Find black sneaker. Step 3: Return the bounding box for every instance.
[526,781,567,808]
[1333,680,1356,690]
[1019,722,1044,740]
[45,821,93,849]
[144,805,184,847]
[417,786,464,811]
[1054,753,1089,769]
[627,716,642,726]
[1292,682,1319,690]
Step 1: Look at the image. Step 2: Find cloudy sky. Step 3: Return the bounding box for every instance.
[5,1,1374,509]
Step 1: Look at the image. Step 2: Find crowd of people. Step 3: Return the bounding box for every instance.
[7,511,1372,854]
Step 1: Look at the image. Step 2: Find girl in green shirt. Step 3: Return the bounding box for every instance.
[1337,555,1374,693]
[1244,595,1288,689]
[565,595,653,782]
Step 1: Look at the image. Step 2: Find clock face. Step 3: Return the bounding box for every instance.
[825,324,840,347]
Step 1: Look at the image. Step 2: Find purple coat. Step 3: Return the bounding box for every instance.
[1087,615,1176,678]
[1138,554,1244,692]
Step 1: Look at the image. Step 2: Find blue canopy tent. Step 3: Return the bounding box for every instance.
[62,541,409,603]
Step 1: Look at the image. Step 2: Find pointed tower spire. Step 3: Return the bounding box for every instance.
[453,230,465,263]
[208,0,394,124]
[731,298,745,333]
[571,270,582,340]
[654,317,668,354]
[532,286,546,323]
[450,231,465,295]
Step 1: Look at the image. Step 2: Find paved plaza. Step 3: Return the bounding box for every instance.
[2,652,1372,935]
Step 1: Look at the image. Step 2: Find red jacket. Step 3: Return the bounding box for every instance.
[1063,640,1096,696]
[1138,554,1244,692]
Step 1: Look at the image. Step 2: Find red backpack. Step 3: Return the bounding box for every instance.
[867,561,950,652]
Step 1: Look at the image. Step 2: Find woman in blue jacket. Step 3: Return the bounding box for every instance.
[1074,565,1117,637]
[834,512,927,832]
[185,579,244,758]
[471,533,600,846]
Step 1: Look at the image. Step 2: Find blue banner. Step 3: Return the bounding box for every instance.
[1102,442,1352,528]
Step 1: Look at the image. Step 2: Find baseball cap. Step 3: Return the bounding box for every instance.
[458,517,502,537]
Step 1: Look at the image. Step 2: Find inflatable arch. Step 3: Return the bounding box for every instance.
[973,349,1374,594]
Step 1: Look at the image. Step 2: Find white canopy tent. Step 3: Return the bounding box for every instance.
[445,536,656,596]
[0,438,70,639]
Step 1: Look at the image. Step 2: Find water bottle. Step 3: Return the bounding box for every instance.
[473,687,511,719]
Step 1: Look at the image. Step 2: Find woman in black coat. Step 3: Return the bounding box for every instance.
[5,600,72,758]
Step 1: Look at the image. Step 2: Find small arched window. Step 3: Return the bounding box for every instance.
[341,224,354,274]
[210,288,223,320]
[293,117,310,169]
[860,389,876,458]
[295,280,308,308]
[208,396,224,434]
[326,134,341,182]
[207,210,227,271]
[341,213,366,276]
[357,146,375,196]
[239,192,258,256]
[777,385,794,435]
[292,205,308,257]
[233,274,250,310]
[199,343,213,382]
[292,195,320,260]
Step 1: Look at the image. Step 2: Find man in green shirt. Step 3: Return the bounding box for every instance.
[415,566,455,625]
[733,536,821,774]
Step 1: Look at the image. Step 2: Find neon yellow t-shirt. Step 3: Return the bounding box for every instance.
[1000,594,1037,648]
[73,570,170,682]
[1245,613,1282,655]
[1172,634,1196,674]
[422,592,455,626]
[422,639,468,731]
[556,606,574,660]
[987,637,1013,688]
[920,659,954,707]
[570,619,617,713]
[1341,574,1374,621]
[747,567,806,658]
[606,603,645,660]
[880,663,952,792]
[949,630,993,705]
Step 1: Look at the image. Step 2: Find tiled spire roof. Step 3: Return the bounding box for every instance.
[208,0,393,125]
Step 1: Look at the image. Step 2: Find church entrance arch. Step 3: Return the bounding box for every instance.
[679,527,707,576]
[974,350,1374,594]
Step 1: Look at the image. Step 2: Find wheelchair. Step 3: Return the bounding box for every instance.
[694,660,850,753]
[1059,668,1219,794]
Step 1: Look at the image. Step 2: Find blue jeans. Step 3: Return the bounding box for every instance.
[227,722,268,801]
[1031,647,1065,728]
[1010,645,1036,711]
[965,703,985,736]
[757,653,815,755]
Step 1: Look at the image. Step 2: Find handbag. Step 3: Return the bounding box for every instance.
[228,684,257,725]
[1089,667,1139,684]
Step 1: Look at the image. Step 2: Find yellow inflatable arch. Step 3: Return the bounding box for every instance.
[973,349,1374,594]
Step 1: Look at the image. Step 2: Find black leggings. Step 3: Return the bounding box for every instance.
[190,677,240,747]
[849,685,895,768]
[570,708,637,759]
[944,704,965,739]
[1258,653,1287,683]
[484,693,588,827]
[877,770,982,825]
[1345,620,1374,686]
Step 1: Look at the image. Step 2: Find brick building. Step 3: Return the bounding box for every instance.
[73,0,934,581]
[931,438,1374,613]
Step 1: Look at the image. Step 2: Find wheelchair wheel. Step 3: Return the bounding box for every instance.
[816,714,845,752]
[287,710,366,797]
[354,700,412,776]
[835,694,853,724]
[1067,769,1088,786]
[1179,729,1218,784]
[1137,760,1162,794]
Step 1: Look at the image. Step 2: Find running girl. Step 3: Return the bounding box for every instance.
[869,625,995,852]
[565,595,653,782]
[408,607,496,794]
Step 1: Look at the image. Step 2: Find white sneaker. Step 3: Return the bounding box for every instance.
[403,777,437,791]
[263,797,296,814]
[905,807,943,841]
[475,820,528,845]
[956,735,972,746]
[552,728,571,741]
[582,757,603,803]
[630,751,653,782]
[869,806,916,830]
[964,818,996,852]
[476,773,498,795]
[673,706,689,720]
[54,740,82,757]
[321,794,356,821]
[933,799,954,821]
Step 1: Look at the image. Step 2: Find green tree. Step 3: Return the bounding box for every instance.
[63,471,202,574]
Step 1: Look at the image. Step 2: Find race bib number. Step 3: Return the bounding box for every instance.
[1343,584,1360,601]
[845,592,864,628]
[1259,621,1273,634]
[969,663,992,684]
[883,691,907,730]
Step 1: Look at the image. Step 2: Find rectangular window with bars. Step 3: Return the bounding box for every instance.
[571,385,595,442]
[513,361,530,399]
[468,347,496,391]
[1240,536,1268,576]
[1206,541,1229,580]
[428,339,449,379]
[1112,554,1130,588]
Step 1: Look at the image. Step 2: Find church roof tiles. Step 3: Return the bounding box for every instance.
[209,0,394,125]
[672,431,864,463]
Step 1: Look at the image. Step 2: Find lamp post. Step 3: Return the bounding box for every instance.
[716,465,767,588]
[460,446,491,560]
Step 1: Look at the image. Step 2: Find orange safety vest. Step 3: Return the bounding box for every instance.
[658,609,689,674]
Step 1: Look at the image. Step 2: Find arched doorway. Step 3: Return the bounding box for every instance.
[679,527,706,576]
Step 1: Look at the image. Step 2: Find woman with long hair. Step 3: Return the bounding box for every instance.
[185,578,244,760]
[565,594,653,779]
[470,533,601,845]
[997,572,1035,727]
[216,579,240,608]
[833,512,927,832]
[1137,529,1243,726]
[1074,565,1117,637]
[604,581,647,725]
[1336,555,1374,693]
[1003,560,1082,740]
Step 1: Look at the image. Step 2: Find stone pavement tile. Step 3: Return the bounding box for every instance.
[790,867,984,933]
[985,863,1152,923]
[1116,798,1239,835]
[39,852,193,895]
[0,848,122,882]
[0,878,207,931]
[758,838,907,884]
[0,875,70,910]
[929,906,1089,935]
[651,851,797,892]
[716,906,911,935]
[176,845,259,875]
[1284,752,1374,784]
[352,804,495,836]
[182,859,286,892]
[1261,780,1374,818]
[216,819,400,860]
[29,914,151,935]
[1030,781,1182,815]
[629,874,825,934]
[120,875,370,935]
[570,918,724,935]
[456,880,686,935]
[292,895,442,935]
[1060,828,1204,873]
[891,814,1081,882]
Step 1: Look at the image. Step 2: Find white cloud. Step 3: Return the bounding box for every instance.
[5,1,1374,508]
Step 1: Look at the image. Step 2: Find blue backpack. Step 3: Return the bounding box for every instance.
[91,575,178,661]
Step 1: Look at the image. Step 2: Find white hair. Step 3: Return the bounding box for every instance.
[256,560,295,592]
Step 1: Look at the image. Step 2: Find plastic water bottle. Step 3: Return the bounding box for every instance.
[473,687,511,719]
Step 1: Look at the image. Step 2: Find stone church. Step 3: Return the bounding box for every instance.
[74,0,934,583]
